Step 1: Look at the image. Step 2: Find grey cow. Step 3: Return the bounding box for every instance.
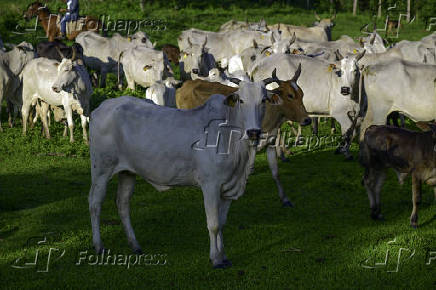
[88,78,281,268]
[0,42,35,130]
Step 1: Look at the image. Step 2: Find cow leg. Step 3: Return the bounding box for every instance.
[80,114,88,145]
[63,121,68,137]
[267,145,293,207]
[7,100,14,128]
[21,100,32,136]
[363,168,385,220]
[63,104,74,143]
[116,171,142,253]
[40,102,51,139]
[217,199,232,266]
[89,174,110,254]
[331,118,336,134]
[100,70,108,88]
[410,173,422,228]
[312,117,319,135]
[201,184,226,268]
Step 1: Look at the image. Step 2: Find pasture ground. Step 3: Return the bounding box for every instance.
[0,1,435,288]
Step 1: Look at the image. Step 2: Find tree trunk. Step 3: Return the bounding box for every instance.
[407,0,411,22]
[377,0,382,18]
[353,0,358,16]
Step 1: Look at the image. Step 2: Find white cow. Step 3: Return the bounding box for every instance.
[145,77,180,107]
[360,59,436,139]
[251,51,366,159]
[21,58,92,143]
[0,42,35,130]
[88,77,281,268]
[76,31,154,87]
[119,46,172,90]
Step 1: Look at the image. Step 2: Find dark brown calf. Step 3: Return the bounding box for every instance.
[359,125,436,227]
[162,44,180,65]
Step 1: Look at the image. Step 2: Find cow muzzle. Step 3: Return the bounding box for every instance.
[52,86,61,93]
[246,129,261,146]
[341,87,351,95]
[300,117,312,126]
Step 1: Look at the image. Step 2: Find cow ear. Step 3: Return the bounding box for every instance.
[224,93,239,107]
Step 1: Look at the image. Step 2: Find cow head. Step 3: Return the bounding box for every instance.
[314,11,336,28]
[334,49,365,97]
[224,71,282,145]
[359,30,387,53]
[267,65,311,126]
[180,37,215,80]
[23,2,46,21]
[128,31,154,48]
[272,32,296,54]
[52,59,79,94]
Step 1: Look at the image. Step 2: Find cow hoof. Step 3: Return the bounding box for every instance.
[133,248,143,255]
[344,155,353,161]
[334,148,342,155]
[282,201,294,208]
[410,224,418,229]
[371,213,384,221]
[213,260,232,269]
[280,157,290,163]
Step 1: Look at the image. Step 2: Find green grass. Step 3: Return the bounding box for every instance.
[1,1,436,289]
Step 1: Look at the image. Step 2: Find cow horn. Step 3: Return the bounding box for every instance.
[289,32,296,45]
[370,31,376,45]
[202,36,208,50]
[291,63,302,83]
[71,46,76,61]
[360,23,369,33]
[253,39,258,49]
[314,11,321,21]
[55,46,65,59]
[356,49,366,62]
[187,37,192,47]
[331,11,336,21]
[335,49,344,61]
[229,78,241,85]
[263,68,279,85]
[261,46,272,54]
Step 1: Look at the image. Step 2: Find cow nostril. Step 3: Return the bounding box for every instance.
[52,87,59,93]
[301,117,312,126]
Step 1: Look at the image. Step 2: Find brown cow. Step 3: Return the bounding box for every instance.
[176,66,311,207]
[162,44,180,65]
[359,124,436,227]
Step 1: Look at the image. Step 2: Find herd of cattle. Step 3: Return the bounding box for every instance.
[0,12,435,268]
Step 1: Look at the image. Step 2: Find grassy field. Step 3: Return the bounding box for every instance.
[1,1,436,289]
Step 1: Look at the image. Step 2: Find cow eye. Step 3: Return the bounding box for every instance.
[238,99,244,104]
[288,94,294,99]
[335,70,342,77]
[250,55,256,61]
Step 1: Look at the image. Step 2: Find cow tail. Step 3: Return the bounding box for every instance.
[117,51,124,88]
